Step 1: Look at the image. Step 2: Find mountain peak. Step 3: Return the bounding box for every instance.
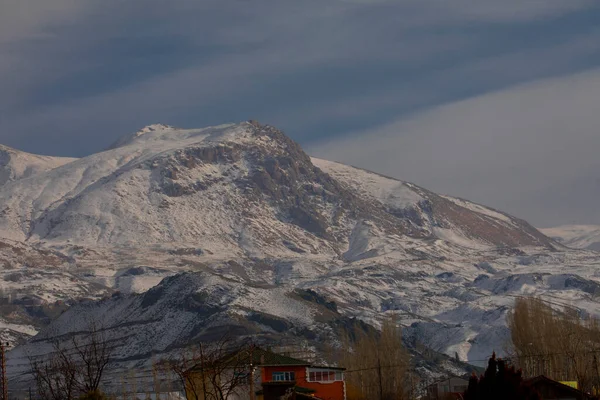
[136,123,175,135]
[107,123,176,150]
[105,122,258,151]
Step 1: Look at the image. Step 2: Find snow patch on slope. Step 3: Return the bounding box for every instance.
[312,158,423,209]
[433,227,492,250]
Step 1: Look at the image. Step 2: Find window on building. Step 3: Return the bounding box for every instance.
[272,371,296,382]
[307,368,343,382]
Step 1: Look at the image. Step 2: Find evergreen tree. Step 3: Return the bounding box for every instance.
[464,353,540,400]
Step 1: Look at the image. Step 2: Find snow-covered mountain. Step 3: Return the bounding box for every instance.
[0,144,76,186]
[6,272,479,393]
[3,121,600,391]
[540,225,600,251]
[0,121,554,251]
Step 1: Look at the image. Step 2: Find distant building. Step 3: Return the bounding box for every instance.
[525,375,593,400]
[425,375,594,400]
[425,377,469,400]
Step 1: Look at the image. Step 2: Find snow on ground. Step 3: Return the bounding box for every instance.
[312,158,423,209]
[540,224,600,250]
[0,319,37,336]
[432,227,493,250]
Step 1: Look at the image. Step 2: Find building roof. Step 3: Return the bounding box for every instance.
[187,346,347,373]
[525,375,592,399]
[309,364,346,371]
[188,346,311,372]
[243,347,312,367]
[231,347,347,369]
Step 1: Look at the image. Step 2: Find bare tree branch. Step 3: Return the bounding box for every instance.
[167,334,254,400]
[29,320,113,399]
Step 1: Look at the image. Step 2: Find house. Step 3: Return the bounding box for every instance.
[525,376,594,400]
[252,348,345,400]
[183,347,346,400]
[425,377,469,400]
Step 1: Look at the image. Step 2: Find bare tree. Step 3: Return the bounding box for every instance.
[509,296,600,393]
[30,322,113,400]
[169,336,254,400]
[30,340,78,400]
[336,314,412,400]
[72,322,112,394]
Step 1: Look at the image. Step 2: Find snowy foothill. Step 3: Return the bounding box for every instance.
[540,224,600,251]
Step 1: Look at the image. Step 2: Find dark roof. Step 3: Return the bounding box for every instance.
[244,348,311,367]
[188,347,310,372]
[310,364,346,371]
[239,348,346,369]
[526,375,591,399]
[187,346,348,373]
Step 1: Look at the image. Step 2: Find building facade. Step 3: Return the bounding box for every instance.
[260,362,346,400]
[184,347,346,400]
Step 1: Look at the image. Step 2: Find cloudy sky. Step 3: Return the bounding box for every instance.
[2,0,600,227]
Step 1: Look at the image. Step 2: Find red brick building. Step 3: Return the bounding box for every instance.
[254,348,346,400]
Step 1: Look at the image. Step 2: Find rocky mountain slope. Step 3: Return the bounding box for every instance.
[541,225,600,251]
[2,121,599,391]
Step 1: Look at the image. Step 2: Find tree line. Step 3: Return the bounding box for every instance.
[23,314,416,400]
[508,296,600,394]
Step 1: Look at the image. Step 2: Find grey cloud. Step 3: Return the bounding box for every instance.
[308,69,600,227]
[431,0,595,22]
[1,0,481,153]
[0,0,89,44]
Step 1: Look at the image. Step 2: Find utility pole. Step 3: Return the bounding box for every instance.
[0,341,7,400]
[249,344,256,400]
[594,354,600,395]
[377,358,383,400]
[249,366,256,400]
